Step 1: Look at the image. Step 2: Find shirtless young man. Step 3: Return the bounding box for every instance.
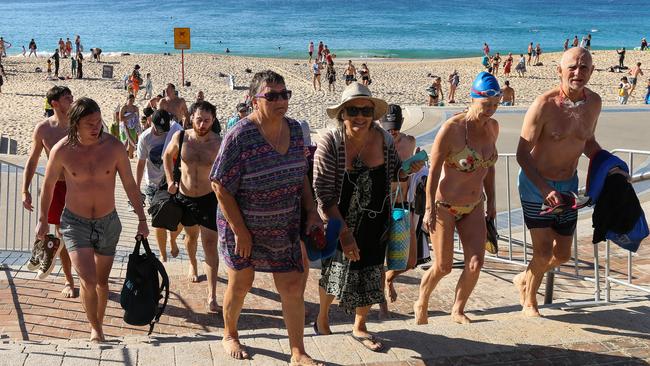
[36,97,148,342]
[158,83,190,128]
[163,101,222,313]
[119,94,140,159]
[22,86,76,298]
[379,104,417,317]
[515,47,608,317]
[628,62,644,95]
[344,60,356,85]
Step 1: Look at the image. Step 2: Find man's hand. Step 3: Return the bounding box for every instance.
[137,220,149,238]
[35,218,48,241]
[22,191,33,211]
[544,190,564,207]
[234,228,253,258]
[167,181,178,195]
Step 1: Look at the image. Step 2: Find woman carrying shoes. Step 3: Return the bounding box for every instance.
[414,72,500,325]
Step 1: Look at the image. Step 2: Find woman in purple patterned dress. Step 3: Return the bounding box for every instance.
[210,70,323,366]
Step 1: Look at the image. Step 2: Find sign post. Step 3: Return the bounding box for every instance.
[173,28,191,86]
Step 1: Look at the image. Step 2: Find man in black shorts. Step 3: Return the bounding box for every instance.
[163,101,222,313]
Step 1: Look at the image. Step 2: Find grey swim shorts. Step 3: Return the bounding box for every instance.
[59,208,122,256]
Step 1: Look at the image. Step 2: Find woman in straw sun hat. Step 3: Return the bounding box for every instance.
[313,82,424,352]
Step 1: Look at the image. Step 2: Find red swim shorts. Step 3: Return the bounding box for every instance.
[47,181,67,225]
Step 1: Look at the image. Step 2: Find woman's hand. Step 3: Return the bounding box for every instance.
[339,228,360,262]
[234,228,253,258]
[422,206,437,233]
[304,209,324,235]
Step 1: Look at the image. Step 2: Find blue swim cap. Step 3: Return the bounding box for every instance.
[470,71,501,98]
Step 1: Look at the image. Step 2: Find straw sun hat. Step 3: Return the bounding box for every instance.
[326,83,388,121]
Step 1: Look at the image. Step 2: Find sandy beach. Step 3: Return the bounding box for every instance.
[0,50,649,154]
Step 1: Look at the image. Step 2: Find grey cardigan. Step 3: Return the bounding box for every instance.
[313,124,402,212]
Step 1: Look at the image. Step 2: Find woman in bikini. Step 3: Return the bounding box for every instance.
[414,72,500,325]
[426,76,444,106]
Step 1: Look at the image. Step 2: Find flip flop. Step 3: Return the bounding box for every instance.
[350,333,384,352]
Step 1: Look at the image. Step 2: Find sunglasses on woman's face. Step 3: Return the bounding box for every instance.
[255,90,292,102]
[344,106,374,117]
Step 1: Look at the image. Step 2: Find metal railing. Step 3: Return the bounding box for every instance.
[452,149,650,305]
[0,159,43,252]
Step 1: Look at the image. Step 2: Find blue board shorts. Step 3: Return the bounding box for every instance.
[59,208,122,256]
[518,170,578,236]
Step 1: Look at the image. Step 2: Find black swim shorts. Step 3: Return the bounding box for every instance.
[177,192,218,231]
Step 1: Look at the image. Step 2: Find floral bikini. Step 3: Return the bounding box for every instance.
[437,120,498,220]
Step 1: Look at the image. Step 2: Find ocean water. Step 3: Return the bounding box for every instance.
[1,0,649,59]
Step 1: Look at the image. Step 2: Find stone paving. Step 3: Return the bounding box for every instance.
[1,163,650,364]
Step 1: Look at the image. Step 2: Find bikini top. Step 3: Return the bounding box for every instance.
[445,120,498,173]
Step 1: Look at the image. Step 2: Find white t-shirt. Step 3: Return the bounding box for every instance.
[162,121,184,155]
[137,127,168,187]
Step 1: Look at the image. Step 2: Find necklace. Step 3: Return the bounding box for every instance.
[345,131,370,162]
[256,118,284,151]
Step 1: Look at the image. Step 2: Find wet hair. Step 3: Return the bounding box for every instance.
[46,86,72,105]
[66,97,102,146]
[504,80,510,86]
[191,100,216,118]
[248,70,286,97]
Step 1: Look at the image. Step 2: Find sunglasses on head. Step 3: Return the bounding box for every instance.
[344,106,374,117]
[471,88,502,97]
[255,90,292,101]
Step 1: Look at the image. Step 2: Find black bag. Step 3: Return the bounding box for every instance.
[120,236,170,335]
[149,130,185,231]
[413,174,428,216]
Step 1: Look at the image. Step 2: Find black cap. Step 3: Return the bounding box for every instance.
[236,102,249,112]
[380,104,403,131]
[151,109,171,132]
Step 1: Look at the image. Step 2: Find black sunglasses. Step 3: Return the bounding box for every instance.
[255,90,292,102]
[344,106,374,117]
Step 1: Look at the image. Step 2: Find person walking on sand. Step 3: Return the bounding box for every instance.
[501,80,515,106]
[308,41,314,63]
[164,101,222,310]
[483,42,490,56]
[36,97,149,343]
[503,53,513,78]
[158,83,190,128]
[312,59,321,91]
[71,55,77,79]
[628,62,644,95]
[29,39,37,57]
[415,72,500,325]
[515,54,527,77]
[76,52,84,79]
[119,94,140,159]
[572,36,579,48]
[448,70,459,103]
[344,60,356,85]
[534,43,542,65]
[326,61,336,92]
[563,39,569,51]
[527,42,533,66]
[143,73,153,99]
[513,47,618,317]
[22,86,77,298]
[492,52,501,76]
[58,38,65,56]
[65,38,72,58]
[0,64,6,94]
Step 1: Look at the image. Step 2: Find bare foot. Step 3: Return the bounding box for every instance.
[290,353,324,366]
[222,336,249,360]
[161,255,168,263]
[170,244,179,258]
[187,266,199,283]
[90,328,104,343]
[315,316,332,335]
[207,299,222,313]
[386,280,397,303]
[61,283,77,298]
[522,305,542,317]
[513,272,526,306]
[413,301,428,325]
[451,312,472,324]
